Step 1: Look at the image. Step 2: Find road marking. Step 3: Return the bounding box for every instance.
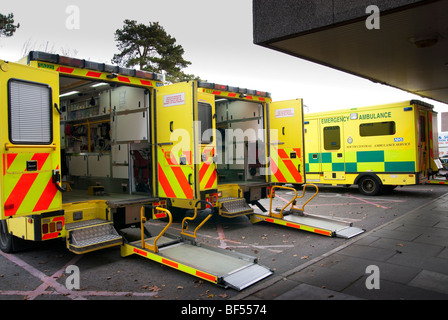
[0,250,159,299]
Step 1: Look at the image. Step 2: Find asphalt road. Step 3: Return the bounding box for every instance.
[0,184,446,302]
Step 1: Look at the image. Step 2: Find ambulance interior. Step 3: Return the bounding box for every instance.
[59,76,269,203]
[213,98,267,186]
[59,76,153,202]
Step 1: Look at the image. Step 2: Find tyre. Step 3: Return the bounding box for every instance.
[0,221,14,253]
[0,220,28,253]
[358,175,382,196]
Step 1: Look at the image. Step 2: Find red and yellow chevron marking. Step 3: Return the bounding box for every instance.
[270,147,303,184]
[3,152,61,217]
[199,147,217,190]
[157,148,194,199]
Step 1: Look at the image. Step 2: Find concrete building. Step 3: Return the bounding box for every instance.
[253,0,448,105]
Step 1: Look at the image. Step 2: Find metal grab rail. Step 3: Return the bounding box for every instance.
[140,206,172,253]
[269,184,319,219]
[181,200,214,240]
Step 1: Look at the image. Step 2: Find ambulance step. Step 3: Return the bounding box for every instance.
[223,264,273,291]
[67,219,122,254]
[220,197,254,218]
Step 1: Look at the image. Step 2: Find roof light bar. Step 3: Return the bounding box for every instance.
[198,82,214,89]
[28,51,164,83]
[214,84,228,91]
[153,73,165,82]
[118,67,136,77]
[104,64,119,74]
[59,55,85,68]
[85,61,105,72]
[29,51,58,64]
[198,81,271,98]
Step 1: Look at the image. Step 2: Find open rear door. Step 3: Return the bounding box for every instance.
[1,61,62,220]
[154,82,199,200]
[268,99,306,184]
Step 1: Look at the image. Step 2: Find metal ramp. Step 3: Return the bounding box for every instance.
[251,211,365,238]
[121,201,272,290]
[251,185,365,239]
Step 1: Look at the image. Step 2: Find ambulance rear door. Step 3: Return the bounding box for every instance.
[1,61,62,219]
[154,82,199,200]
[268,99,306,185]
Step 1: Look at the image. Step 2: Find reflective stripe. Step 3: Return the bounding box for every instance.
[199,162,217,190]
[128,244,219,284]
[33,177,59,212]
[158,149,194,199]
[158,163,176,198]
[3,152,60,216]
[56,66,74,74]
[271,148,303,184]
[257,215,333,237]
[4,173,39,216]
[196,271,217,282]
[270,157,287,182]
[117,76,130,83]
[86,71,101,78]
[162,259,178,269]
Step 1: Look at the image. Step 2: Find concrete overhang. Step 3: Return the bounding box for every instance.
[253,0,448,105]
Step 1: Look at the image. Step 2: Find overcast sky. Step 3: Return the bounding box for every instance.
[1,0,446,115]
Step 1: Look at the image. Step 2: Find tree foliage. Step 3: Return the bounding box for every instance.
[112,20,199,83]
[0,13,20,37]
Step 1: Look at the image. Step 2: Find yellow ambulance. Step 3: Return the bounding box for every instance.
[304,100,439,195]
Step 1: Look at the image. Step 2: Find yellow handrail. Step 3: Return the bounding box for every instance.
[269,185,297,219]
[269,184,319,219]
[181,202,213,239]
[140,206,172,253]
[296,184,319,211]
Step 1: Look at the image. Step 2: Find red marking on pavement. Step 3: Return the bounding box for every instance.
[0,251,158,299]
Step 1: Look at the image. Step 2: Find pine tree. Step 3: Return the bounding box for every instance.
[0,13,20,37]
[112,20,199,83]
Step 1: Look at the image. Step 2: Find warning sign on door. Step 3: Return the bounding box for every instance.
[163,92,185,107]
[275,107,295,118]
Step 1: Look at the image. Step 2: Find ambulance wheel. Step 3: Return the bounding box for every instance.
[358,175,381,196]
[0,221,15,253]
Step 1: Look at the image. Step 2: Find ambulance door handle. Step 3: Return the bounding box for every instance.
[282,127,285,135]
[54,103,62,115]
[188,173,193,185]
[170,121,174,132]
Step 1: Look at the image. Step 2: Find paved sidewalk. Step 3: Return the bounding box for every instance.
[233,193,448,300]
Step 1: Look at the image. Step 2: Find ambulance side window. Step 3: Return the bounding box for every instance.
[323,126,340,150]
[359,121,396,137]
[198,102,213,144]
[8,79,53,145]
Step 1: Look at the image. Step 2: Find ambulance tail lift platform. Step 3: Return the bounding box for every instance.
[251,185,365,239]
[121,201,272,291]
